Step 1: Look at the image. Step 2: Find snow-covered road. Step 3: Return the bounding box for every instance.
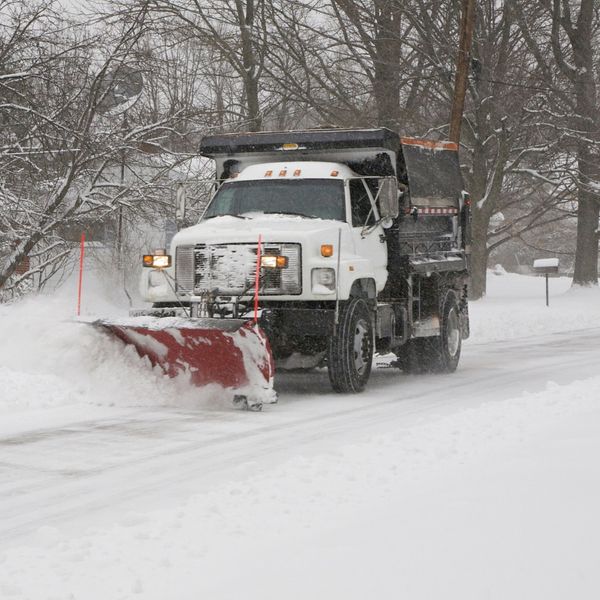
[2,327,599,543]
[1,274,600,599]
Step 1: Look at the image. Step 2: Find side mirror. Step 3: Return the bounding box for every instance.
[378,177,399,220]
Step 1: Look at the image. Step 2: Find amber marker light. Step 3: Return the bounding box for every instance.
[282,143,299,150]
[330,170,339,177]
[321,244,334,257]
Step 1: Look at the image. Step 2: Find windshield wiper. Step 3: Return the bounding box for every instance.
[204,214,248,220]
[262,211,318,219]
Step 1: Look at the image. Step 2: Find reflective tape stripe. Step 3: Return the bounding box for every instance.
[400,137,458,151]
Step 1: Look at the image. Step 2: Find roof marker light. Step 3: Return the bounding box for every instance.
[279,169,287,177]
[293,169,301,176]
[330,170,339,177]
[265,170,273,177]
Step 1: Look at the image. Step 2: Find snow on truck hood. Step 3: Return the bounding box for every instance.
[172,214,346,247]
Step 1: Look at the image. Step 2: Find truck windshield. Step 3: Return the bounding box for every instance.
[202,179,345,221]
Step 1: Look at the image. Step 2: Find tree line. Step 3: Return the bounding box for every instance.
[1,0,598,299]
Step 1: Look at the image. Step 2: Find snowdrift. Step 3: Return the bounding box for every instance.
[0,292,245,413]
[1,270,599,414]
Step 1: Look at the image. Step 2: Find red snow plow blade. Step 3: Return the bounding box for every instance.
[94,317,276,409]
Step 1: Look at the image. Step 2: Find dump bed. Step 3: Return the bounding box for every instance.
[200,128,399,179]
[199,127,464,211]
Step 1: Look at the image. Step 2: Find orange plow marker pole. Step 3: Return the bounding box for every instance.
[253,234,262,324]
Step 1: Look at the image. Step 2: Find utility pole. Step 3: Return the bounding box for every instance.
[449,0,477,143]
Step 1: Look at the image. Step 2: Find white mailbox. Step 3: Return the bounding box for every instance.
[533,258,559,274]
[533,258,559,306]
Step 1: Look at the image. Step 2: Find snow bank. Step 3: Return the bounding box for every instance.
[1,270,597,414]
[469,271,600,343]
[0,288,235,414]
[1,270,599,598]
[2,375,599,599]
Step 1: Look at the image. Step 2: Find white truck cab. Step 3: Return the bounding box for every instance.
[141,160,393,305]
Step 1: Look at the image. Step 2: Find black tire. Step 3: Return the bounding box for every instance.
[396,292,462,374]
[328,298,374,393]
[423,291,462,373]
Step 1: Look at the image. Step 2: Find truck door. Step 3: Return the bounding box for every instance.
[347,178,388,291]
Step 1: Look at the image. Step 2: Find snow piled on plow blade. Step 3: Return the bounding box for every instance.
[95,317,277,409]
[0,295,274,413]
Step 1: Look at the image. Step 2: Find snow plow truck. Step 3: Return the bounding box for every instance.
[101,127,471,409]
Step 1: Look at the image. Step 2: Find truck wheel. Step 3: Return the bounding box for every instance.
[328,298,374,393]
[437,292,462,372]
[396,293,461,374]
[422,292,462,373]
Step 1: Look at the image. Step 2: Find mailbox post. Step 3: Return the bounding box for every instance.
[533,258,559,306]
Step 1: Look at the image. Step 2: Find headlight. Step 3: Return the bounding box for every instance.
[143,254,171,268]
[261,255,288,269]
[312,268,336,293]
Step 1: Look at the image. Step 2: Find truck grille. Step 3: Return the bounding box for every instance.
[175,245,195,294]
[176,243,301,296]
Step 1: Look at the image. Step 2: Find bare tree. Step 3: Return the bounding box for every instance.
[0,1,197,296]
[266,0,425,130]
[515,0,600,286]
[140,0,268,132]
[265,0,572,297]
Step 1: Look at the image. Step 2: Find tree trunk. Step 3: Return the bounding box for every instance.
[465,130,490,300]
[236,0,262,131]
[573,197,599,285]
[469,206,490,299]
[245,74,262,132]
[373,0,402,129]
[568,0,598,285]
[573,147,599,285]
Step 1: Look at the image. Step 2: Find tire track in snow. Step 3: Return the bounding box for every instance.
[1,328,599,541]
